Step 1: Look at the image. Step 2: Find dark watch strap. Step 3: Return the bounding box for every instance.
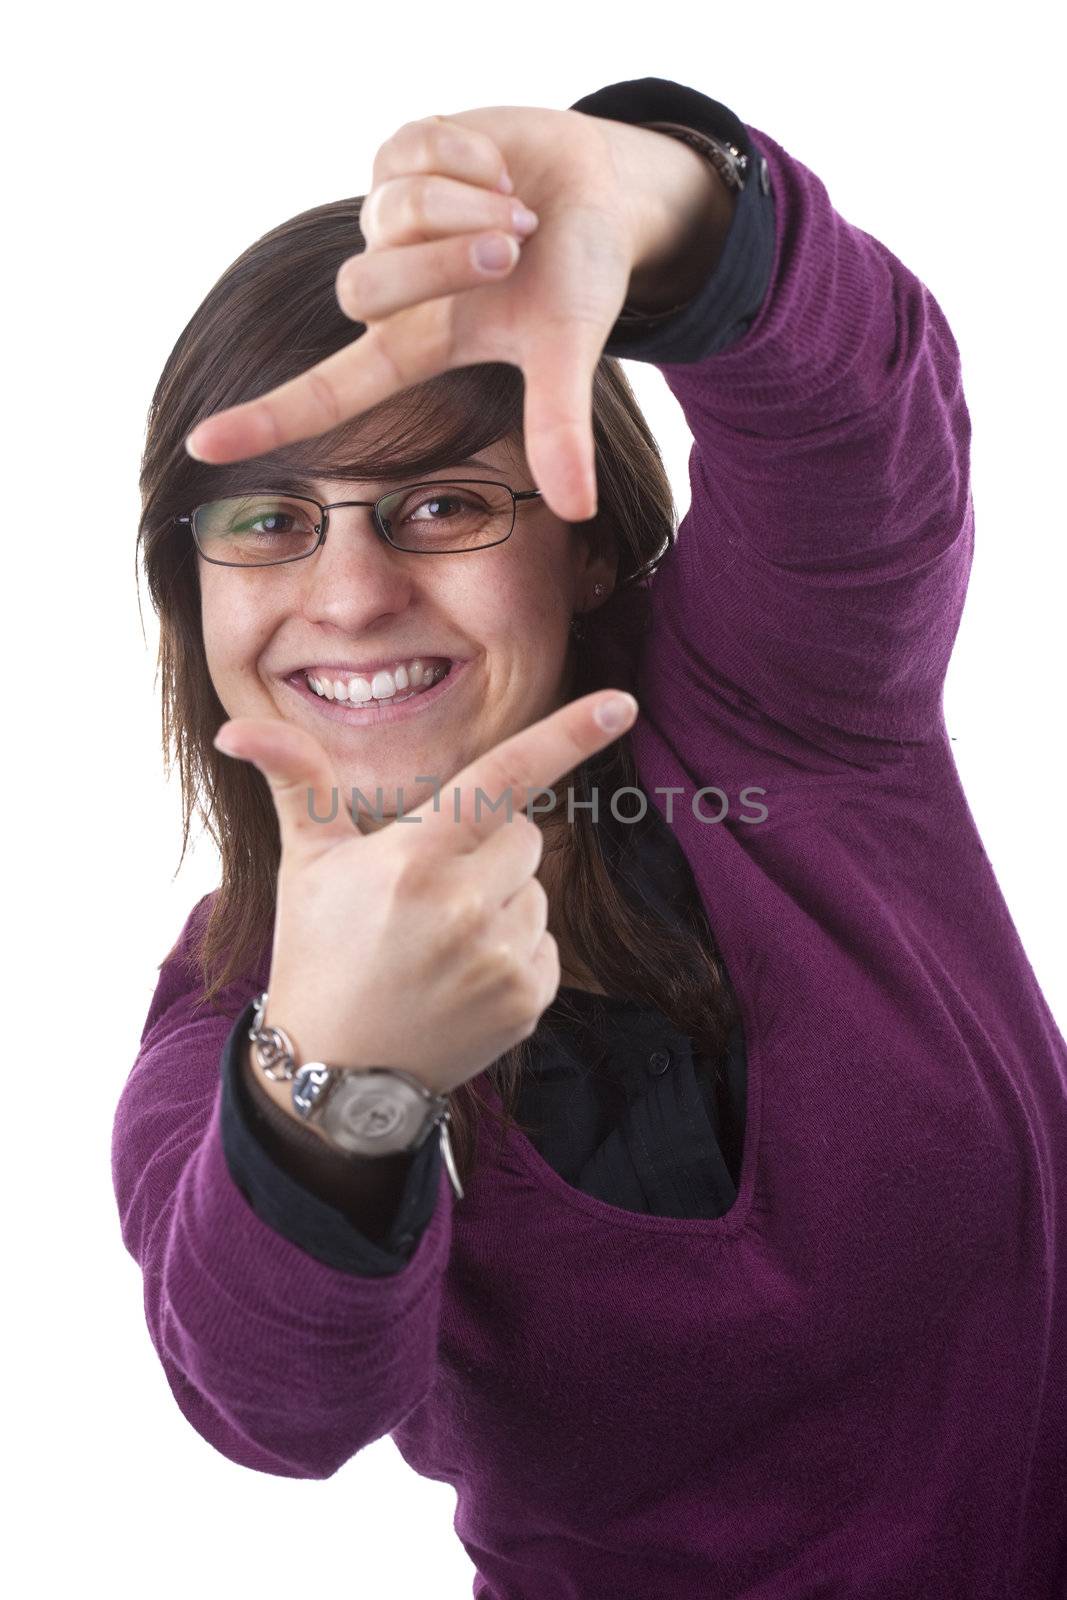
[615,122,748,329]
[567,77,775,363]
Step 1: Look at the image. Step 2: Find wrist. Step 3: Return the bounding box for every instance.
[603,118,737,316]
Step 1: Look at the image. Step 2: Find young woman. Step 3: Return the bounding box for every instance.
[112,77,1067,1598]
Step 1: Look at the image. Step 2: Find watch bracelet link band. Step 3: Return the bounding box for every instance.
[248,992,465,1200]
[616,121,748,329]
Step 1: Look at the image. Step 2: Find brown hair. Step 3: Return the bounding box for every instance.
[137,195,740,1191]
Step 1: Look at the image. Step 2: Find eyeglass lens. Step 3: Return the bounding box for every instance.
[192,481,516,565]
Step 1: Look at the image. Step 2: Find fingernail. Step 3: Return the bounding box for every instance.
[185,430,207,460]
[213,726,239,755]
[496,167,515,194]
[474,234,517,272]
[594,693,638,733]
[509,202,539,236]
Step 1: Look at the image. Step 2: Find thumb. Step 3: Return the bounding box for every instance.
[213,717,355,854]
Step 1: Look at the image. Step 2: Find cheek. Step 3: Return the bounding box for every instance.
[201,594,238,679]
[493,556,572,636]
[199,576,268,688]
[483,593,568,676]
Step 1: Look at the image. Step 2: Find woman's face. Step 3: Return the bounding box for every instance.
[198,432,616,831]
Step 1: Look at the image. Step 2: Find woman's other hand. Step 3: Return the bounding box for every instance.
[214,685,638,1101]
[182,105,733,524]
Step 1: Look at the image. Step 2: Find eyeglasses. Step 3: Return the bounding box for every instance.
[176,479,544,567]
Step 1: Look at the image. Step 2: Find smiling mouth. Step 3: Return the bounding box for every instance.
[284,658,464,721]
[297,659,452,706]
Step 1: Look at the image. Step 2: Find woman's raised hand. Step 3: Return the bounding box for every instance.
[183,106,649,524]
[215,686,637,1097]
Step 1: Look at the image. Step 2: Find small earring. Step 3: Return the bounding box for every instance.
[571,583,608,639]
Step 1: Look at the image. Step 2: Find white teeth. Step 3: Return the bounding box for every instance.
[304,657,448,706]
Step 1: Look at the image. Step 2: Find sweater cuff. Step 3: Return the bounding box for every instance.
[568,76,775,364]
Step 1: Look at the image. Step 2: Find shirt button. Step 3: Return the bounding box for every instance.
[759,156,771,194]
[647,1049,672,1076]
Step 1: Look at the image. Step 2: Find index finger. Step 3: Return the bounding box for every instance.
[183,305,451,464]
[413,688,639,849]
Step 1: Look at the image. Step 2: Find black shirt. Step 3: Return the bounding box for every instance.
[219,76,774,1277]
[222,803,750,1277]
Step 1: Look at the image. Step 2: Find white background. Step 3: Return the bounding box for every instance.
[6,2,1063,1595]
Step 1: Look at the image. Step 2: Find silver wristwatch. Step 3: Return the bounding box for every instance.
[248,992,464,1200]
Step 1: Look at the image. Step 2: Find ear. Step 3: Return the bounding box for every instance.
[572,523,620,612]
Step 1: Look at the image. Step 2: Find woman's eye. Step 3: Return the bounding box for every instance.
[409,494,468,520]
[238,514,295,535]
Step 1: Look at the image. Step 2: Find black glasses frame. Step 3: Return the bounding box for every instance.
[175,478,544,567]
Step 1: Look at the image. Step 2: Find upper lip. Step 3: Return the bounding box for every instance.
[286,654,459,678]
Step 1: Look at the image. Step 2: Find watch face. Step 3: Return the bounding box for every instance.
[316,1071,432,1156]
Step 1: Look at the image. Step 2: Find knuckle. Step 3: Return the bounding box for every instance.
[386,119,427,158]
[401,119,443,173]
[539,934,561,1001]
[392,844,438,900]
[487,937,521,982]
[516,964,545,1012]
[407,173,435,230]
[359,177,408,249]
[304,367,343,431]
[445,885,487,938]
[524,875,549,921]
[371,120,433,188]
[523,816,546,864]
[481,941,536,1017]
[335,253,365,312]
[514,812,541,848]
[514,979,547,1036]
[426,120,467,168]
[357,186,381,243]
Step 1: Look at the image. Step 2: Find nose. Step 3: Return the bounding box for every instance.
[297,506,419,630]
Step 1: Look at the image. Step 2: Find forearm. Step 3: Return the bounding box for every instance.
[114,989,452,1475]
[600,117,737,316]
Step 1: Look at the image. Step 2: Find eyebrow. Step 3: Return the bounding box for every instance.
[256,454,508,495]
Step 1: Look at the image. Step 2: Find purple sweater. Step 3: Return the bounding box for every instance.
[112,113,1067,1597]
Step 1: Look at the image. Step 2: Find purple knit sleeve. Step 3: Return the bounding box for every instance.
[111,897,455,1478]
[641,120,975,758]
